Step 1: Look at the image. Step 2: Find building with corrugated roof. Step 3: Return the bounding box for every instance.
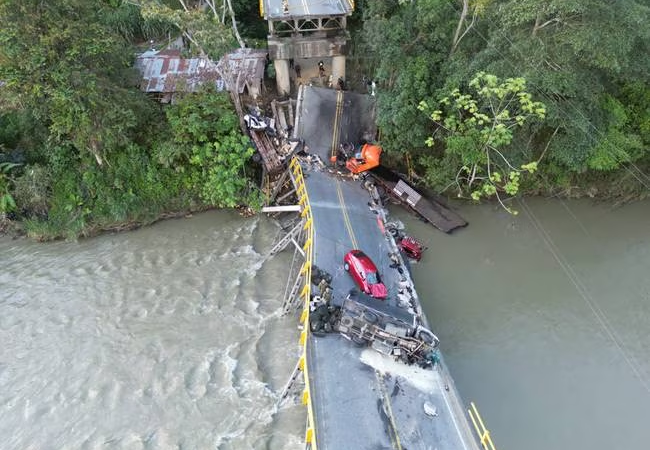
[135,48,267,103]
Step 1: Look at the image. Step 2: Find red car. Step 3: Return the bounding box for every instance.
[398,236,426,261]
[343,250,388,299]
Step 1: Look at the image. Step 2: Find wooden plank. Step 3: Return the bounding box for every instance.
[250,129,283,174]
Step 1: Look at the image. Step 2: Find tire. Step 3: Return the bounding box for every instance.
[340,316,354,328]
[344,262,350,271]
[352,335,367,347]
[310,320,323,332]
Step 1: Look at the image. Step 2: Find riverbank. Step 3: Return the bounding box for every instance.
[0,205,256,242]
[4,178,648,242]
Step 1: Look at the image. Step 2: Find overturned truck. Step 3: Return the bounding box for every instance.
[335,292,439,368]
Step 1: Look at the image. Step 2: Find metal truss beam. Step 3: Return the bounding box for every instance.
[269,16,346,36]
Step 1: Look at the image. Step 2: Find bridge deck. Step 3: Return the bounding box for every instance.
[262,0,354,20]
[369,166,468,233]
[294,85,480,450]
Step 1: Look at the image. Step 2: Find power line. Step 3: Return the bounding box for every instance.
[490,21,650,189]
[438,1,650,396]
[441,1,650,191]
[519,198,650,395]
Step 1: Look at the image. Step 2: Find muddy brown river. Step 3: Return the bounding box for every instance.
[1,198,649,449]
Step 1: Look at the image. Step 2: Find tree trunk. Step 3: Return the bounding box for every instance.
[225,0,245,48]
[450,0,469,55]
[203,0,218,19]
[532,13,541,36]
[177,0,189,12]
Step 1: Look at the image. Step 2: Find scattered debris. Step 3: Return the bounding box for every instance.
[424,401,438,417]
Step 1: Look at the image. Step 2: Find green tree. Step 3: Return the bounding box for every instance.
[160,89,257,208]
[137,0,243,58]
[103,1,176,42]
[0,0,264,238]
[0,162,20,214]
[0,0,157,166]
[358,0,456,157]
[460,0,650,174]
[357,0,650,197]
[419,72,546,212]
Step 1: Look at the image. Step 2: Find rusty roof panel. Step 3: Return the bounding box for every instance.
[135,49,221,94]
[136,48,267,95]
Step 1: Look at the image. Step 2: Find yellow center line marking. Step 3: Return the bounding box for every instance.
[335,179,358,249]
[330,90,343,160]
[329,90,358,249]
[377,372,403,450]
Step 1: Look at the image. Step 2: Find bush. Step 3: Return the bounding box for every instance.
[13,164,52,219]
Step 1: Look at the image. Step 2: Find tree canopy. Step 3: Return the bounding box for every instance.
[0,0,259,239]
[1,0,648,237]
[357,0,650,200]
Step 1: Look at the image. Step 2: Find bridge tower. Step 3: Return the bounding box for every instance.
[259,0,354,96]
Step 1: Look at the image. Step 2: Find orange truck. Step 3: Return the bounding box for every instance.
[345,143,382,174]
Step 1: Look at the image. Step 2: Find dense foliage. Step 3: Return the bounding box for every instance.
[356,0,650,200]
[419,72,545,212]
[1,0,648,237]
[0,0,259,239]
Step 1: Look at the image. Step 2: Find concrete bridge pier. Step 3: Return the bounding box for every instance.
[262,1,351,96]
[274,58,291,96]
[332,56,346,83]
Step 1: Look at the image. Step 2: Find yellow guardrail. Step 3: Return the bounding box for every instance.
[469,402,497,450]
[259,0,264,17]
[289,157,318,450]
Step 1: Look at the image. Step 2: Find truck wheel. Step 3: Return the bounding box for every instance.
[340,316,354,328]
[344,262,350,271]
[311,319,324,332]
[352,335,367,347]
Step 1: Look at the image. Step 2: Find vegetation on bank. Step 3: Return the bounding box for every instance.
[1,0,648,239]
[0,0,263,240]
[353,0,649,202]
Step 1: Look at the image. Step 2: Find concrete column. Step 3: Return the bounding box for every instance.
[274,59,291,96]
[331,56,346,82]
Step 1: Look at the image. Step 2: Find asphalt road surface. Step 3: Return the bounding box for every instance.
[294,85,479,450]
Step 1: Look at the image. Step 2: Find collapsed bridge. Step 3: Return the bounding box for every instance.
[259,85,493,450]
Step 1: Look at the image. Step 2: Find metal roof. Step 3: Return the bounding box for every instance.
[217,48,267,94]
[135,48,267,95]
[262,0,354,20]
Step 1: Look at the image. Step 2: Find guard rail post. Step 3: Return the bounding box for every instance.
[469,402,497,450]
[289,157,319,450]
